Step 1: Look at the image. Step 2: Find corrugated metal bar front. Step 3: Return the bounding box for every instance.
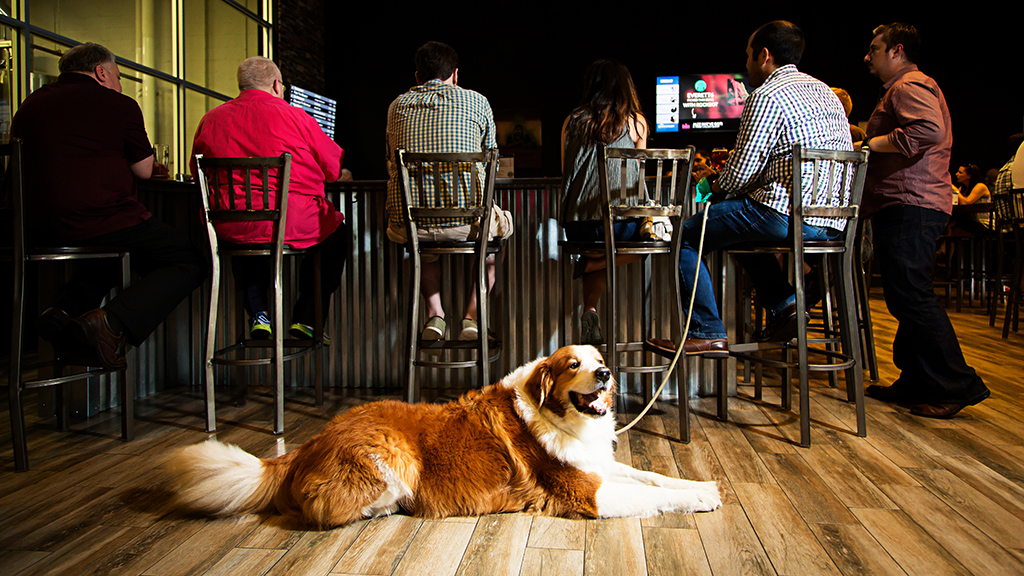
[124,177,695,408]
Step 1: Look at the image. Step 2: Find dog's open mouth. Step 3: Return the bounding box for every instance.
[569,388,610,416]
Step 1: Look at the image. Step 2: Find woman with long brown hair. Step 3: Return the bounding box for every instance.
[561,59,647,344]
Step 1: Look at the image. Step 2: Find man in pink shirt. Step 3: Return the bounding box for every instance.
[192,56,348,341]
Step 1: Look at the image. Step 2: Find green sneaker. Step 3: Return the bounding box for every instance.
[580,310,604,345]
[289,322,331,346]
[421,316,445,356]
[459,318,479,340]
[421,316,446,341]
[459,318,497,342]
[250,311,271,340]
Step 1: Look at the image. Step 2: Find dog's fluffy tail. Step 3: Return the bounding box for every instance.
[167,440,294,517]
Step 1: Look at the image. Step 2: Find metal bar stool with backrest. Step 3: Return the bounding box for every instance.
[854,220,879,382]
[4,138,135,471]
[560,145,726,443]
[396,149,503,403]
[989,192,1015,326]
[196,154,324,435]
[728,144,870,447]
[1002,188,1024,338]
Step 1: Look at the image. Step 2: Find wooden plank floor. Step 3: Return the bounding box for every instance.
[3,287,1024,576]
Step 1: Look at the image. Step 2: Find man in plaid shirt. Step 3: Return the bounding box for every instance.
[385,41,512,343]
[675,20,852,353]
[994,134,1022,195]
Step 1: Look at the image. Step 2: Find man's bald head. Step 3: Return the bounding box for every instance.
[237,56,283,94]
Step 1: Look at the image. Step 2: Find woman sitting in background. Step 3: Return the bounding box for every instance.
[956,163,991,206]
[560,60,647,345]
[952,163,993,235]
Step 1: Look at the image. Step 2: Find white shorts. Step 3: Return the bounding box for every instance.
[387,206,514,263]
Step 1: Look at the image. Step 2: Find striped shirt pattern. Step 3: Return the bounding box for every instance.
[718,65,854,230]
[386,80,497,228]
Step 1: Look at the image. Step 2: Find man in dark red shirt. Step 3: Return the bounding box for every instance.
[10,43,206,369]
[191,56,348,341]
[861,23,989,418]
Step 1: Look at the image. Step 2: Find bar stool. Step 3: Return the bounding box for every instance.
[395,149,504,403]
[854,221,879,382]
[1002,188,1024,338]
[560,145,726,443]
[195,154,324,435]
[4,138,135,471]
[989,193,1015,326]
[728,145,870,447]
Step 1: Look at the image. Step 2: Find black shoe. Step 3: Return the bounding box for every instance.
[804,273,823,309]
[37,306,72,343]
[753,302,806,342]
[866,384,911,403]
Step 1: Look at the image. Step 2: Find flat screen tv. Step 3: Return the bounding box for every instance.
[655,73,751,133]
[288,85,337,140]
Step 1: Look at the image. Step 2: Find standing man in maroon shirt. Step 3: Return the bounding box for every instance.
[191,56,348,342]
[860,23,989,418]
[10,43,206,370]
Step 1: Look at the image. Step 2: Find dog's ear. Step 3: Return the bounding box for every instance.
[525,360,554,406]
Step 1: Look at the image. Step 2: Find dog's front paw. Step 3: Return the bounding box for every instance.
[693,483,722,512]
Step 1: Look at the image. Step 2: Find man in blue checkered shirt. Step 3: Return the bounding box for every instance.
[675,21,853,353]
[386,41,513,343]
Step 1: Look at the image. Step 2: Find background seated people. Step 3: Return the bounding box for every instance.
[385,41,512,343]
[191,56,348,342]
[561,59,648,345]
[949,163,993,236]
[10,42,205,369]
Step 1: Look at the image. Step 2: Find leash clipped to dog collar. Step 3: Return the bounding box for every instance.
[616,204,712,435]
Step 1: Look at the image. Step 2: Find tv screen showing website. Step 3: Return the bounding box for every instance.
[655,74,751,133]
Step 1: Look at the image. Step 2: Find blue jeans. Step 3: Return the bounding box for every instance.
[872,205,987,403]
[679,196,839,339]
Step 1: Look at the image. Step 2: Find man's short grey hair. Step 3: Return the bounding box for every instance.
[59,43,115,74]
[237,56,281,91]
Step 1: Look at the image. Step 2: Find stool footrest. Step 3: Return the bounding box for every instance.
[414,357,499,369]
[617,365,672,374]
[729,343,855,372]
[23,366,124,389]
[211,341,319,367]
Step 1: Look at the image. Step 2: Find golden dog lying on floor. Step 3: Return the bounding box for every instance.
[168,345,721,528]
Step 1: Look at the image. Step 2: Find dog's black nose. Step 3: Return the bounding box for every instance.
[595,367,611,382]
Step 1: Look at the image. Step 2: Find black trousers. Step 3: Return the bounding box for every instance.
[231,221,349,326]
[52,217,207,346]
[872,204,988,403]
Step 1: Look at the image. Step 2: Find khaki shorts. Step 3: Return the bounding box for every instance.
[387,206,514,263]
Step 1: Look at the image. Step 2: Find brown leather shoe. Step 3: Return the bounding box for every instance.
[910,389,990,419]
[647,337,728,355]
[72,308,127,370]
[685,338,728,353]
